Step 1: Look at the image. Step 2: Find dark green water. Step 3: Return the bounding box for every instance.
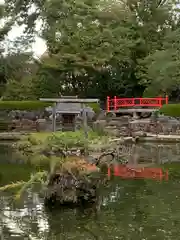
[1,144,180,240]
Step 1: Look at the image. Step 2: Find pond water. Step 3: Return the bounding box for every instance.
[1,143,180,239]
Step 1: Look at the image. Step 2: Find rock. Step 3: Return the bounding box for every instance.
[140,112,151,118]
[96,111,106,120]
[8,119,39,132]
[132,131,147,137]
[132,112,140,120]
[104,126,119,136]
[37,118,47,131]
[108,120,128,127]
[105,112,116,121]
[85,107,95,120]
[93,120,107,131]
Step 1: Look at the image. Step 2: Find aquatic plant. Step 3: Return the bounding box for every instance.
[0,171,47,200]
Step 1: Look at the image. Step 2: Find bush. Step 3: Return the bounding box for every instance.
[160,104,180,117]
[86,103,101,113]
[0,101,52,110]
[0,100,100,112]
[15,130,109,165]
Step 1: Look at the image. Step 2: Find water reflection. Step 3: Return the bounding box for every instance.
[1,179,180,239]
[119,143,180,164]
[1,143,180,239]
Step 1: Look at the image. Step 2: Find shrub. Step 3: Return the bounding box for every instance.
[0,101,100,113]
[86,103,101,113]
[159,104,180,117]
[14,130,109,165]
[0,101,52,110]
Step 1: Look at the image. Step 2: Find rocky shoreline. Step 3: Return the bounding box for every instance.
[93,114,180,138]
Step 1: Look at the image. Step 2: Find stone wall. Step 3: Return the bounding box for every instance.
[93,115,180,137]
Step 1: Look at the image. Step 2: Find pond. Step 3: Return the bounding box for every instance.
[1,143,180,239]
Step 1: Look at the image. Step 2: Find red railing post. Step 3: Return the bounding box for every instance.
[139,97,142,106]
[107,96,110,112]
[132,98,135,106]
[114,96,117,110]
[158,95,161,107]
[166,95,168,105]
[159,95,162,107]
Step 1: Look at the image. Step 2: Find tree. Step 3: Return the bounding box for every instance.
[3,0,180,100]
[0,2,17,96]
[139,28,180,97]
[0,36,37,99]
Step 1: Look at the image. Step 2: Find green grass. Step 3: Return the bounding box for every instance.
[160,104,180,117]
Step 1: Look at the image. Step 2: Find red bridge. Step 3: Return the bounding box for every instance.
[106,96,168,112]
[107,165,169,181]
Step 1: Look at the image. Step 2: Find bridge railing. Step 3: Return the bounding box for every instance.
[106,96,168,112]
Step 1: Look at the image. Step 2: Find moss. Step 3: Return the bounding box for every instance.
[160,104,180,117]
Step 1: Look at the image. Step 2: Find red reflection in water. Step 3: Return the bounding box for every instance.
[108,165,169,181]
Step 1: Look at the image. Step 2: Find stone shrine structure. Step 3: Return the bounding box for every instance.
[44,96,96,131]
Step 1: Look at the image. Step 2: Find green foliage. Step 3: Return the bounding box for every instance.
[24,130,106,147]
[19,0,176,100]
[161,162,180,179]
[0,100,52,110]
[2,78,35,100]
[139,28,180,96]
[15,130,109,166]
[1,0,180,100]
[0,171,47,200]
[86,102,100,113]
[160,104,180,117]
